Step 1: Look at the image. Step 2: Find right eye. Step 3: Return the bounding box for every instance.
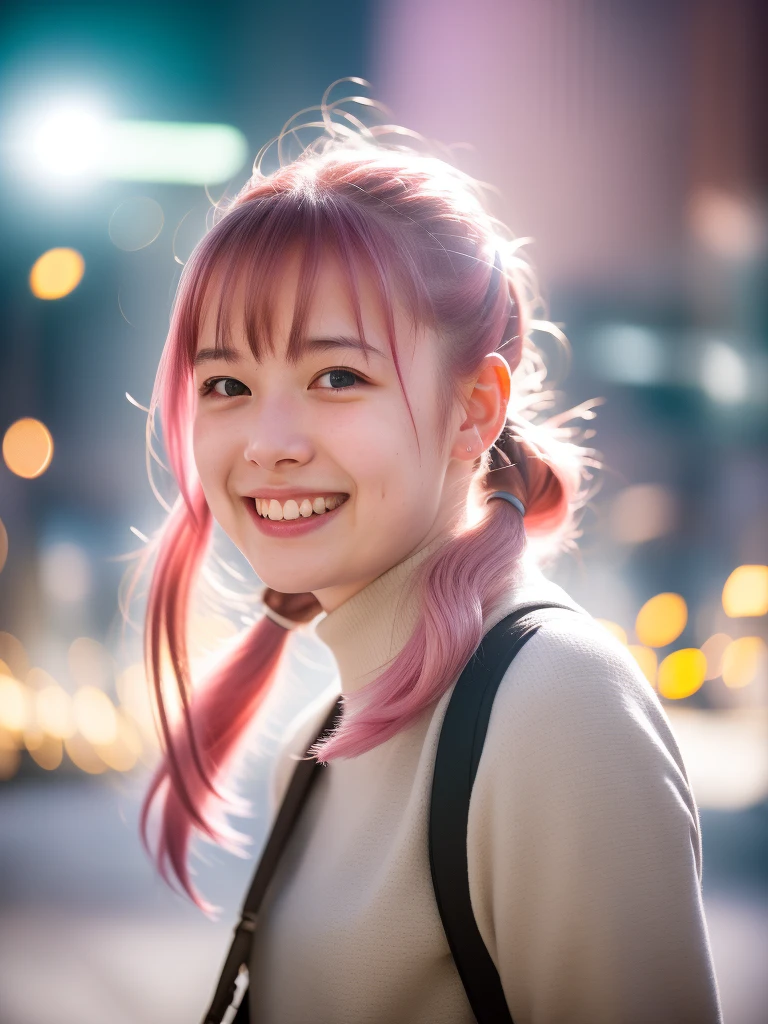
[198,377,251,399]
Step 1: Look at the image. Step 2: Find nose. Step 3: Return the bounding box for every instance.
[242,400,314,471]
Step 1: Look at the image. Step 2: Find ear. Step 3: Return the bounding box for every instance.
[450,353,512,461]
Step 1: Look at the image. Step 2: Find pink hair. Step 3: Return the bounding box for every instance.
[133,116,600,915]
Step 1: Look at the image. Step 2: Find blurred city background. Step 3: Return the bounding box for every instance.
[1,1,767,1022]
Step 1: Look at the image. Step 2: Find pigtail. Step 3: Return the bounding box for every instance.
[487,412,596,548]
[136,483,296,916]
[139,614,293,917]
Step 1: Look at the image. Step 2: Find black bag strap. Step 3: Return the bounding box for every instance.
[200,696,344,1024]
[428,600,583,1024]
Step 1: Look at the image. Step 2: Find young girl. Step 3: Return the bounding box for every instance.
[134,88,723,1023]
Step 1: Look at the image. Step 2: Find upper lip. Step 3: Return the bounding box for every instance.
[242,488,350,501]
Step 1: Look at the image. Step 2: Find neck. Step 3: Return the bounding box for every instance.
[311,527,461,615]
[313,534,450,692]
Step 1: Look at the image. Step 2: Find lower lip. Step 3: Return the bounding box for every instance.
[244,497,350,537]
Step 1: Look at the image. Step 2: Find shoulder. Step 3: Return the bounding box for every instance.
[488,607,676,753]
[465,611,722,1021]
[268,681,340,815]
[472,607,702,868]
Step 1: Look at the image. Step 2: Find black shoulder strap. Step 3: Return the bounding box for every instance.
[428,600,582,1024]
[200,696,343,1024]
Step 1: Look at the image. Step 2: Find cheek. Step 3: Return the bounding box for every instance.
[192,420,215,484]
[192,418,233,510]
[343,410,430,511]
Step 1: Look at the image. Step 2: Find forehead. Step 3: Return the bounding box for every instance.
[194,247,412,367]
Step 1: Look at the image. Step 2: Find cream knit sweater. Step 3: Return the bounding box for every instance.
[247,538,723,1023]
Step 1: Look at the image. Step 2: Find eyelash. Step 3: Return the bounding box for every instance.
[197,366,367,399]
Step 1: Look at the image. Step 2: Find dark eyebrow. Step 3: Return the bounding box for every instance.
[193,335,387,367]
[193,346,242,367]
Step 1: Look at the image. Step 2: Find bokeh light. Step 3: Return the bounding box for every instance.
[29,247,85,299]
[116,662,156,738]
[68,637,114,690]
[627,645,658,687]
[722,637,768,689]
[700,340,749,405]
[2,417,54,478]
[722,564,768,617]
[64,732,108,774]
[72,686,118,745]
[17,102,248,186]
[25,731,63,771]
[0,633,29,678]
[35,683,76,739]
[101,119,249,184]
[701,633,733,679]
[108,196,164,251]
[22,724,44,751]
[635,593,688,648]
[0,671,32,732]
[609,484,677,545]
[26,666,58,690]
[95,710,142,772]
[689,186,767,262]
[589,324,666,385]
[657,648,707,700]
[27,101,109,181]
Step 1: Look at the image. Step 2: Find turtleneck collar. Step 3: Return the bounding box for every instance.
[311,534,575,695]
[313,535,448,694]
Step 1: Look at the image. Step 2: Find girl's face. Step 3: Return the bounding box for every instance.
[192,251,474,612]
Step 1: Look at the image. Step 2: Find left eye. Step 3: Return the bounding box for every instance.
[199,377,251,398]
[311,368,365,391]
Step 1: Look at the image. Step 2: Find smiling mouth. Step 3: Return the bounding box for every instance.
[250,494,350,521]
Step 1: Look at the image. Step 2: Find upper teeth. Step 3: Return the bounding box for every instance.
[254,495,348,520]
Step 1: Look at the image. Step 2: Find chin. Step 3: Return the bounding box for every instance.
[246,558,335,596]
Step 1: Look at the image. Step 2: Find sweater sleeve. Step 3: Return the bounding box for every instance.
[466,613,723,1024]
